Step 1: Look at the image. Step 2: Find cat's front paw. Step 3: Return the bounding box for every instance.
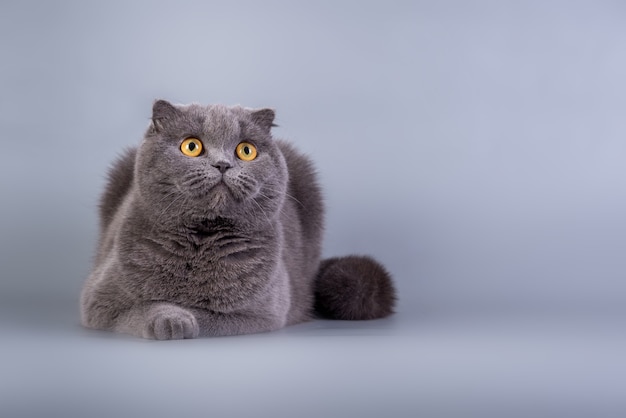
[145,305,199,340]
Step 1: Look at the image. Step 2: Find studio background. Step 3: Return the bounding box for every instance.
[1,1,626,417]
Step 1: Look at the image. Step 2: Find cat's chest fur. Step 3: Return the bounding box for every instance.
[118,214,281,312]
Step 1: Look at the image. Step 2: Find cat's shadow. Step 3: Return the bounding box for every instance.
[75,316,400,341]
[277,316,400,337]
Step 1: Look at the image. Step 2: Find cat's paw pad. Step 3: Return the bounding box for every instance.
[145,306,199,340]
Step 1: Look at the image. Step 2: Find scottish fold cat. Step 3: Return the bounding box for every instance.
[80,100,396,339]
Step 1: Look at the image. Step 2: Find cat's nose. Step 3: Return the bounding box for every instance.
[212,161,232,173]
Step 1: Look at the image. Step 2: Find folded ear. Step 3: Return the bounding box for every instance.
[151,99,180,132]
[250,108,276,134]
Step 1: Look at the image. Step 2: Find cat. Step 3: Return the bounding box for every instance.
[80,100,396,340]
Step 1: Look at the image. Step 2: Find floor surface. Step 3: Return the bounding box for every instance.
[2,299,625,418]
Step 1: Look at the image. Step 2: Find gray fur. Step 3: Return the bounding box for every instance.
[81,100,395,340]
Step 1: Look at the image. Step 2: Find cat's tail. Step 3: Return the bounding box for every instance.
[314,256,396,320]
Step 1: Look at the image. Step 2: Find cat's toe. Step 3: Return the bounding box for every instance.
[146,307,199,340]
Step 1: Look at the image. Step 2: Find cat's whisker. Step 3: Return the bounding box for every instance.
[262,186,305,208]
[150,192,187,235]
[249,195,277,235]
[153,190,180,207]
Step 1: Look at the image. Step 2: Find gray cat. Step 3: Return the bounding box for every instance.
[80,100,396,340]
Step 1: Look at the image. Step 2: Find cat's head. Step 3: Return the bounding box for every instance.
[135,100,287,229]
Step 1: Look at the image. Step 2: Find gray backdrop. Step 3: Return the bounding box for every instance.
[1,1,626,417]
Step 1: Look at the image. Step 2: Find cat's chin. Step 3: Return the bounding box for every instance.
[202,183,235,214]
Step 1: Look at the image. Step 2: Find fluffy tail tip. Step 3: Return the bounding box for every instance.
[314,255,396,320]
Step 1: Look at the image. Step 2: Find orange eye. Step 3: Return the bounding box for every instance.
[236,142,257,161]
[180,138,203,157]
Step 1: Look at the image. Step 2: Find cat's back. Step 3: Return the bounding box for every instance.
[276,140,324,323]
[99,147,137,231]
[276,140,324,241]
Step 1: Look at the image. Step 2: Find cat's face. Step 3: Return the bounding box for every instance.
[135,100,287,228]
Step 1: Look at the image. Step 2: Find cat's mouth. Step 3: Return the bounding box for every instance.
[182,175,229,197]
[180,173,253,214]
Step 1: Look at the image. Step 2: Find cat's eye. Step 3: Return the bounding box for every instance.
[236,142,258,161]
[180,138,203,157]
